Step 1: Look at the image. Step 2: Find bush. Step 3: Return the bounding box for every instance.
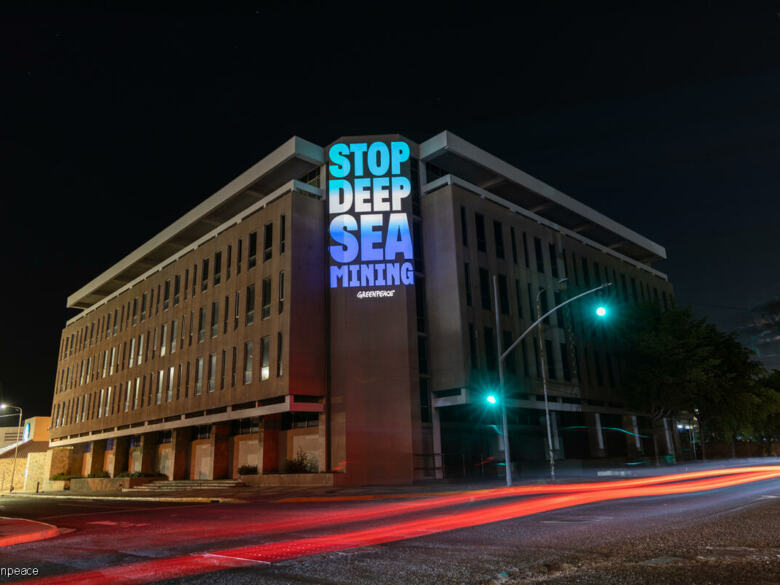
[50,473,81,481]
[87,471,110,478]
[115,471,166,478]
[281,449,318,473]
[238,465,258,475]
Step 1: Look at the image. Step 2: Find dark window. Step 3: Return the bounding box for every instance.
[484,326,497,371]
[522,232,530,268]
[498,274,510,315]
[561,343,571,381]
[417,335,428,374]
[419,378,431,423]
[468,324,478,369]
[237,239,243,274]
[246,285,255,325]
[248,232,257,268]
[545,339,555,379]
[198,307,206,342]
[184,269,189,301]
[539,288,550,323]
[173,275,180,306]
[521,339,529,376]
[280,215,286,254]
[140,293,147,321]
[510,228,518,264]
[515,278,523,319]
[479,268,491,311]
[214,251,222,285]
[276,334,283,377]
[163,280,170,310]
[475,213,486,252]
[581,257,590,287]
[263,223,273,261]
[226,245,232,280]
[132,298,138,325]
[234,291,240,329]
[278,271,285,313]
[460,206,468,246]
[534,237,545,273]
[464,263,472,306]
[201,259,209,292]
[210,301,219,338]
[493,221,504,259]
[192,265,197,296]
[549,243,558,278]
[527,283,535,318]
[261,278,271,319]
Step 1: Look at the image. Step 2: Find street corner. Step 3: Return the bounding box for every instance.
[0,516,59,548]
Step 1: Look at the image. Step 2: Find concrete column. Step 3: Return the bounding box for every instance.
[262,414,281,473]
[140,432,158,474]
[212,423,231,480]
[88,440,107,476]
[585,412,606,458]
[171,428,192,480]
[109,437,130,477]
[551,412,562,457]
[431,407,444,480]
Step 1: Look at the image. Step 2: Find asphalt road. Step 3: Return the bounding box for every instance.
[1,469,778,585]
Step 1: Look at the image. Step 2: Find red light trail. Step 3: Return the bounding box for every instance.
[19,466,780,585]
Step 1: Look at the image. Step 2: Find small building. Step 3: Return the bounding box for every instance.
[0,416,51,492]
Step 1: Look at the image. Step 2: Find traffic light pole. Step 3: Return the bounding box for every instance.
[492,278,613,486]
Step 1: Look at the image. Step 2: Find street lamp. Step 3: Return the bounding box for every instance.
[0,403,23,492]
[493,277,613,486]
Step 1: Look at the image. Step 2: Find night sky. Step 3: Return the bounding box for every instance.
[2,5,780,416]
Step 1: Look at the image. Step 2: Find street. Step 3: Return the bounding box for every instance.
[0,466,778,584]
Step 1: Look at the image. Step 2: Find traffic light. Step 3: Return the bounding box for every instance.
[486,394,497,405]
[596,306,607,317]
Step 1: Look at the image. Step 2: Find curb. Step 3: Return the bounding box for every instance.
[0,493,244,504]
[0,516,59,547]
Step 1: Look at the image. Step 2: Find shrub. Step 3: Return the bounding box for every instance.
[281,449,318,473]
[50,473,81,481]
[116,471,166,478]
[238,465,258,475]
[87,471,110,478]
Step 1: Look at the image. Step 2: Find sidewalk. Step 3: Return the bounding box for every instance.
[0,516,59,547]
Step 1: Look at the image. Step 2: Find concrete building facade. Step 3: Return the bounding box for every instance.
[48,132,674,485]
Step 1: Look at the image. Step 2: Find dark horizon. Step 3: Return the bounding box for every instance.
[2,5,780,416]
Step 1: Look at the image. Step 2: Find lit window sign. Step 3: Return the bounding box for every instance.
[327,139,414,290]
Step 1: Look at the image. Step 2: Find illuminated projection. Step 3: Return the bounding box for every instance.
[327,139,414,290]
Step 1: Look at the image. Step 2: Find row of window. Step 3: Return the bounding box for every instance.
[467,323,617,388]
[56,276,286,393]
[60,216,287,361]
[52,334,284,429]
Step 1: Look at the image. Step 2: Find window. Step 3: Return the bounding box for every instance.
[223,295,229,334]
[246,285,255,324]
[137,335,143,365]
[234,291,240,329]
[243,342,253,384]
[479,268,491,311]
[184,269,189,300]
[545,340,556,379]
[278,271,285,313]
[208,353,216,392]
[510,228,518,264]
[173,275,180,305]
[201,258,209,292]
[188,311,194,346]
[493,221,504,259]
[498,275,510,315]
[156,370,164,404]
[125,380,132,412]
[231,346,237,387]
[561,343,571,381]
[276,332,283,377]
[132,298,138,325]
[514,278,523,319]
[534,237,545,273]
[98,388,104,418]
[220,350,226,390]
[163,280,170,310]
[460,206,468,246]
[140,293,147,321]
[475,213,486,252]
[192,264,197,296]
[468,324,478,369]
[155,285,160,314]
[128,338,136,368]
[198,307,206,342]
[214,251,222,285]
[160,323,168,356]
[261,278,271,319]
[260,336,270,380]
[263,222,273,261]
[167,366,174,402]
[280,215,286,254]
[171,320,177,353]
[549,244,558,278]
[237,238,243,274]
[464,263,472,306]
[248,232,257,268]
[227,245,232,279]
[195,357,204,395]
[211,301,219,338]
[484,326,497,371]
[581,257,591,287]
[522,233,530,268]
[185,362,190,398]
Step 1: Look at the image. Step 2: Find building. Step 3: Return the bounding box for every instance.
[48,132,674,486]
[0,416,51,492]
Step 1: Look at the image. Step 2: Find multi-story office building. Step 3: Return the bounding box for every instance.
[48,132,673,485]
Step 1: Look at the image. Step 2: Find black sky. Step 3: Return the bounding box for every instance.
[2,4,780,415]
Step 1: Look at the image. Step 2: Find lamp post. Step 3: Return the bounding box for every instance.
[1,404,23,492]
[492,278,613,486]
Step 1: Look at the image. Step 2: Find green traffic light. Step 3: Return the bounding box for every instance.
[486,395,497,405]
[596,306,607,317]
